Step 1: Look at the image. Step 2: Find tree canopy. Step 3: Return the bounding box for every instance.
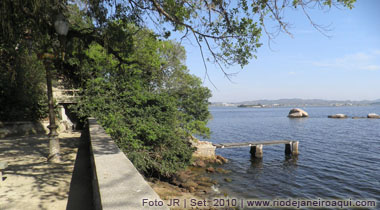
[0,51,47,121]
[1,0,356,77]
[74,24,211,177]
[0,0,356,176]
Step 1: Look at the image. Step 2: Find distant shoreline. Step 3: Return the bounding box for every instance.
[210,104,378,108]
[210,98,380,108]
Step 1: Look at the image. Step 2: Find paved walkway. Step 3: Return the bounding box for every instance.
[0,132,88,210]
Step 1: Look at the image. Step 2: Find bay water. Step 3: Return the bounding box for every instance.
[203,106,380,204]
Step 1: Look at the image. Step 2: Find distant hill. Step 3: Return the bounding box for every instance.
[371,99,380,105]
[211,98,380,107]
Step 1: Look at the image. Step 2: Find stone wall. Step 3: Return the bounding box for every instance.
[0,121,46,138]
[0,120,75,138]
[87,118,168,210]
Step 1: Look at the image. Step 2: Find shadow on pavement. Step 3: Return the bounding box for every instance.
[66,130,94,210]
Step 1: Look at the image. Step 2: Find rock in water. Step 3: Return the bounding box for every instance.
[288,108,309,118]
[367,113,380,119]
[328,114,347,119]
[216,155,228,164]
[206,167,215,173]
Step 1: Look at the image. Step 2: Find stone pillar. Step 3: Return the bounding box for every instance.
[250,144,263,158]
[285,143,292,155]
[292,141,299,155]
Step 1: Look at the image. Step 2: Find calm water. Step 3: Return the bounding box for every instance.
[203,106,380,203]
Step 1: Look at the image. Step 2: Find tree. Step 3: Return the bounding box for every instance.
[158,41,211,137]
[74,25,211,177]
[1,0,356,163]
[0,51,47,121]
[2,1,356,76]
[79,0,356,77]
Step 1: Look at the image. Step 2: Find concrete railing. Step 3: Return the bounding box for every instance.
[88,118,168,210]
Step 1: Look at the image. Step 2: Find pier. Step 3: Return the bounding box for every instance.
[213,140,299,158]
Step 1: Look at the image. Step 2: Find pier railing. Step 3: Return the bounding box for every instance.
[213,140,299,158]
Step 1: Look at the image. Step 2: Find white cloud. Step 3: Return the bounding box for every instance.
[360,65,380,71]
[311,51,380,71]
[288,71,296,75]
[373,50,380,56]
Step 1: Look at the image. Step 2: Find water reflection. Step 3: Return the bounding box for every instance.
[250,157,263,169]
[288,117,308,131]
[283,155,298,169]
[247,157,264,179]
[249,155,298,171]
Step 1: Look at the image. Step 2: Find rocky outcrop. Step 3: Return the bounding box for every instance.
[206,167,215,173]
[288,108,309,118]
[328,114,348,119]
[189,136,230,168]
[367,113,380,119]
[168,136,231,196]
[169,167,219,195]
[215,155,228,164]
[189,136,216,159]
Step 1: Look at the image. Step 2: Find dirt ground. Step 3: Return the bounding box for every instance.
[0,132,81,210]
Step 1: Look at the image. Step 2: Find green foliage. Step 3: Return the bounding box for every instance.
[0,0,356,177]
[0,0,68,122]
[75,26,210,177]
[1,0,357,76]
[79,77,195,177]
[158,41,212,137]
[81,0,356,69]
[0,51,48,121]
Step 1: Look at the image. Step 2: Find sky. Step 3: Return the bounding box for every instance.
[179,1,380,103]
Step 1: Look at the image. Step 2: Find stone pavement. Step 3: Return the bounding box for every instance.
[0,132,82,210]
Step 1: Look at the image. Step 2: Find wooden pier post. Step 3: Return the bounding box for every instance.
[292,141,299,155]
[285,143,292,155]
[249,146,255,157]
[250,144,263,158]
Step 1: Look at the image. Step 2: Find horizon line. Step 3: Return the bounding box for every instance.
[210,98,380,103]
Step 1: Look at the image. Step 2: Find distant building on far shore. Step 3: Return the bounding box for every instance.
[209,102,238,107]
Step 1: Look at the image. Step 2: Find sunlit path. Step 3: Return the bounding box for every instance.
[0,133,81,210]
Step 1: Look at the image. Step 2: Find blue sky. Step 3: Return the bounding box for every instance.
[180,1,380,102]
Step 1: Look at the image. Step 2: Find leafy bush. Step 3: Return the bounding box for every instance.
[75,27,211,177]
[79,77,194,177]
